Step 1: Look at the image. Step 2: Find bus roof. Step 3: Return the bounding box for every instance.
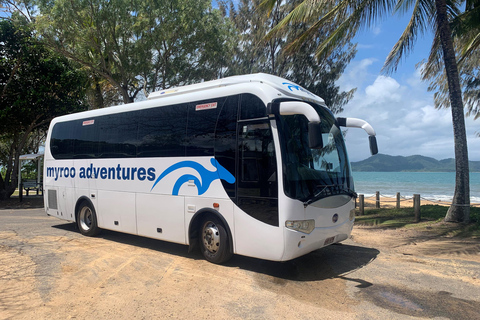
[148,73,325,105]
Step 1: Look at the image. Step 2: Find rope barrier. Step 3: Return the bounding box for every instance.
[358,192,480,207]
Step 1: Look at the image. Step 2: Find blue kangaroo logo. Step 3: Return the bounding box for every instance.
[150,158,235,195]
[282,82,316,97]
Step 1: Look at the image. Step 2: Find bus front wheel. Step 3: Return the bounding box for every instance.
[199,216,232,264]
[77,201,101,237]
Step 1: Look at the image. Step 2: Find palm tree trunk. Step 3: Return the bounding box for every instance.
[435,0,470,222]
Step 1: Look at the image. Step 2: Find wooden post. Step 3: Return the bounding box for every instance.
[359,194,364,215]
[396,192,401,209]
[414,194,421,222]
[376,191,380,209]
[19,183,23,203]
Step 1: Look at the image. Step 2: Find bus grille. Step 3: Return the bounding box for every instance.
[48,189,58,210]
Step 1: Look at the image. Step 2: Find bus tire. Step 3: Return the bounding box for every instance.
[77,201,101,237]
[199,215,232,264]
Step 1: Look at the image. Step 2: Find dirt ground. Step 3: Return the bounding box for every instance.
[1,199,480,319]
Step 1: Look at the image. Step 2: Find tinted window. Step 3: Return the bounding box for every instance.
[97,113,138,158]
[214,95,239,198]
[136,104,187,157]
[50,122,76,159]
[73,119,98,158]
[50,95,242,160]
[240,94,267,120]
[186,98,225,157]
[237,120,278,226]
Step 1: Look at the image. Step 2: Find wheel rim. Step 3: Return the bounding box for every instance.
[79,206,93,231]
[202,221,220,254]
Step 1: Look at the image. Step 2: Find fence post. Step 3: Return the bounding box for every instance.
[359,194,364,215]
[19,183,23,203]
[396,192,401,209]
[376,191,380,208]
[413,194,421,222]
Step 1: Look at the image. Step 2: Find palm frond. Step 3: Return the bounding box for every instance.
[383,0,435,74]
[264,0,328,41]
[421,30,443,80]
[259,0,280,16]
[460,32,480,60]
[311,0,398,59]
[284,0,351,54]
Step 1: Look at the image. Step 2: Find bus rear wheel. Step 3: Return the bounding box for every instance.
[199,216,232,264]
[77,201,101,237]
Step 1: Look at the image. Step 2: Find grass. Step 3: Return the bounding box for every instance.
[355,205,480,238]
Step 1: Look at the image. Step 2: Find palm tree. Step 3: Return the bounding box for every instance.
[263,0,471,222]
[455,0,480,59]
[422,0,480,121]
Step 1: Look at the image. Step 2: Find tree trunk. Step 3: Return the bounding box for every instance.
[0,121,42,200]
[120,85,133,104]
[435,0,470,222]
[93,76,104,109]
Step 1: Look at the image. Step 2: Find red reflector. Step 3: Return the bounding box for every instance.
[213,203,219,208]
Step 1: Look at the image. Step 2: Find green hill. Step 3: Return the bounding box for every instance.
[351,154,480,172]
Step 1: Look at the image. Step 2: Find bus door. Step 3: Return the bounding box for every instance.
[233,119,283,260]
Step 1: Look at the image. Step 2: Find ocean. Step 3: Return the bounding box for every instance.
[352,172,480,204]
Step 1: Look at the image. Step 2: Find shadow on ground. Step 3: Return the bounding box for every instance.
[0,196,44,209]
[53,222,379,283]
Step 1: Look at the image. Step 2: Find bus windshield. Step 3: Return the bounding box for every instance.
[277,104,354,204]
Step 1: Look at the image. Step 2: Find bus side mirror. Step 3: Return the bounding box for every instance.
[308,122,323,149]
[369,136,378,155]
[337,117,378,155]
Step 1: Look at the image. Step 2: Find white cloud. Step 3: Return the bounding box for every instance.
[372,26,381,36]
[337,58,376,92]
[364,76,402,103]
[337,62,480,162]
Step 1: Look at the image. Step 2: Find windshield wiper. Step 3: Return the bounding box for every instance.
[303,185,357,208]
[303,184,336,208]
[341,187,357,198]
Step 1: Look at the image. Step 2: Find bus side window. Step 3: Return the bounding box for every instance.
[215,95,239,198]
[240,94,267,120]
[74,119,99,158]
[136,104,187,158]
[186,98,228,157]
[97,113,138,158]
[50,122,75,159]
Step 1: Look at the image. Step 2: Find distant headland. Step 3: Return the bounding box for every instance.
[351,154,480,172]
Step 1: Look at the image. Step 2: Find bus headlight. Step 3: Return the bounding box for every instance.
[285,219,315,234]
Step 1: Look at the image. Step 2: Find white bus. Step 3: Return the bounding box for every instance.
[44,73,377,264]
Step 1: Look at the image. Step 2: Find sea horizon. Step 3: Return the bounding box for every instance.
[351,171,480,204]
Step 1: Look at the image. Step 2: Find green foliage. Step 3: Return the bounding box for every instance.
[0,20,89,133]
[226,0,356,113]
[422,42,480,121]
[20,161,37,180]
[0,19,89,199]
[35,0,235,104]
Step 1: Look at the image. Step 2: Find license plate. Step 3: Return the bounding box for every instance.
[324,236,335,245]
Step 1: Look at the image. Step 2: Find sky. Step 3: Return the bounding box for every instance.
[335,15,480,162]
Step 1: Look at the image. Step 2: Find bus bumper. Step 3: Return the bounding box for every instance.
[280,218,354,261]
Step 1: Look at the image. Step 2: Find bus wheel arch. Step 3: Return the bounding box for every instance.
[188,209,233,264]
[75,197,102,237]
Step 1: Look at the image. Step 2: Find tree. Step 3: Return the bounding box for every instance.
[0,19,89,199]
[422,0,480,121]
[225,0,356,113]
[35,0,235,104]
[264,0,472,222]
